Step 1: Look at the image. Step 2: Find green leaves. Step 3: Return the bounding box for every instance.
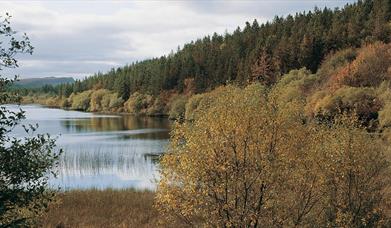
[0,14,60,227]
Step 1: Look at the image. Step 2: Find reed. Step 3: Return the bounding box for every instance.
[39,189,160,228]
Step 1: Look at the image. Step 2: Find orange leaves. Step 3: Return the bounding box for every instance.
[328,63,354,91]
[250,50,276,86]
[306,42,391,123]
[328,42,391,90]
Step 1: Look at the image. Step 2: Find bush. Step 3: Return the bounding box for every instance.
[185,86,248,121]
[274,68,317,104]
[108,94,124,111]
[147,97,165,116]
[70,90,93,111]
[168,96,187,120]
[124,92,153,114]
[45,97,61,107]
[156,84,390,227]
[185,94,204,120]
[346,42,391,87]
[309,86,382,123]
[60,98,70,108]
[90,89,110,112]
[327,43,391,89]
[379,102,391,128]
[21,96,34,104]
[317,48,357,81]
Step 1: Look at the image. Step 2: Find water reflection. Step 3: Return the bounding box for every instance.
[6,104,171,190]
[61,115,170,134]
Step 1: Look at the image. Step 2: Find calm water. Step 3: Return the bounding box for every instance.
[7,104,171,190]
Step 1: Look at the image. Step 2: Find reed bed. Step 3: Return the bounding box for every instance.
[40,189,160,228]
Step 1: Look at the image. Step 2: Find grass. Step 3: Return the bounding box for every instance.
[39,189,161,228]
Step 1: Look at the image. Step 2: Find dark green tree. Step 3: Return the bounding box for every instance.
[0,14,61,227]
[14,0,391,114]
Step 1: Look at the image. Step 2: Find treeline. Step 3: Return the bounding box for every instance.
[17,0,391,127]
[22,0,390,98]
[22,42,391,129]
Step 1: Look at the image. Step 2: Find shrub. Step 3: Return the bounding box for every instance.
[124,92,153,114]
[317,48,357,81]
[156,84,390,227]
[45,97,60,107]
[21,96,34,104]
[88,89,123,112]
[185,86,249,121]
[184,94,204,120]
[90,89,110,112]
[274,68,317,104]
[108,94,124,111]
[347,42,391,87]
[379,102,391,128]
[328,43,391,89]
[309,86,382,123]
[100,92,112,110]
[147,97,165,116]
[70,90,93,111]
[168,96,187,120]
[60,98,70,108]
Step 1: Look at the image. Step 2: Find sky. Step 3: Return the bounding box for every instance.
[0,0,356,79]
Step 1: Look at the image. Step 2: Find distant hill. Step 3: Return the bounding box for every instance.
[50,0,390,100]
[14,77,75,89]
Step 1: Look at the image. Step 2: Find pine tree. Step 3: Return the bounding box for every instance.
[250,50,275,85]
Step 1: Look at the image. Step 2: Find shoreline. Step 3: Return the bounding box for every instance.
[17,102,171,119]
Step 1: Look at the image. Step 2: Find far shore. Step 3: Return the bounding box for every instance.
[16,101,171,119]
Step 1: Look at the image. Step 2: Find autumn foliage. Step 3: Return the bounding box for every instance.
[156,84,390,227]
[306,42,391,126]
[329,42,391,89]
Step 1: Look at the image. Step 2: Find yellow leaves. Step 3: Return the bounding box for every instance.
[123,92,154,114]
[305,42,391,125]
[156,82,390,227]
[69,90,93,111]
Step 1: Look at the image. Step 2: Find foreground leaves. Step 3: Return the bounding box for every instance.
[156,83,390,227]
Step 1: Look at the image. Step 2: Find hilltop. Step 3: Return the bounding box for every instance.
[14,77,74,89]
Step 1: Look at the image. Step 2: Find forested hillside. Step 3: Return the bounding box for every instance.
[20,0,391,123]
[42,0,390,95]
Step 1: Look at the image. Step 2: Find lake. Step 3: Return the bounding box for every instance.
[7,104,171,190]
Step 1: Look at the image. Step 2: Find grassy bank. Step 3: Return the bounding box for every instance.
[39,189,161,228]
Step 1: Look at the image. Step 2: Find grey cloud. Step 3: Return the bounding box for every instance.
[0,0,357,79]
[185,1,356,17]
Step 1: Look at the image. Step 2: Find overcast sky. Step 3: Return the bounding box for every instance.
[0,0,356,79]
